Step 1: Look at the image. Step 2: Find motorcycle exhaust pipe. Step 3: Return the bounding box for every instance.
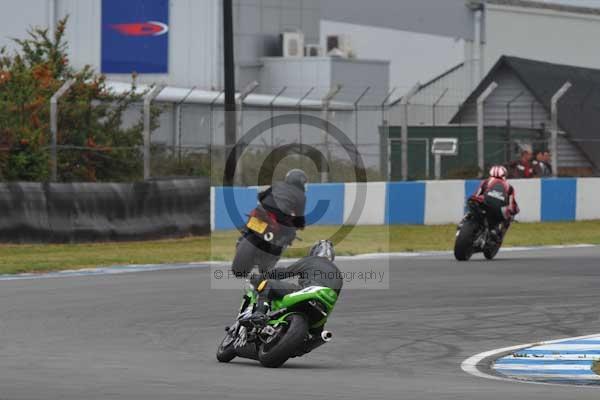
[301,330,334,355]
[321,330,333,342]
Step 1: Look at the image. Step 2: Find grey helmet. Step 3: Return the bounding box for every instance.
[309,240,335,262]
[285,169,308,191]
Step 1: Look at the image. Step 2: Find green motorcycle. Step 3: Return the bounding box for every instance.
[216,282,338,368]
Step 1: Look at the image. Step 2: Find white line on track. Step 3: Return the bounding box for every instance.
[0,244,596,282]
[461,333,600,387]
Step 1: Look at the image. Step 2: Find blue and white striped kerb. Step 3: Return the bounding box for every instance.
[211,178,600,231]
[493,335,600,384]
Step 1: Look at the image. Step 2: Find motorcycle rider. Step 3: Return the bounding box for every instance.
[470,165,520,242]
[259,168,307,231]
[231,169,308,278]
[241,240,342,326]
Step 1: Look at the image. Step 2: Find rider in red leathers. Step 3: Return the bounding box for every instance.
[470,165,520,242]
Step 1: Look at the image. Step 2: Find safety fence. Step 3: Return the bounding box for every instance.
[0,178,209,243]
[211,178,600,231]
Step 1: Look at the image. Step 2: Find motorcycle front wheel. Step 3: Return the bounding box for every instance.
[216,331,237,363]
[483,244,501,260]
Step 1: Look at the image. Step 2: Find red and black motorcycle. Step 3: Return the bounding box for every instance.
[454,199,509,261]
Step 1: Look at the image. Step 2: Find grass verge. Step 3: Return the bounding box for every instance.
[1,220,599,275]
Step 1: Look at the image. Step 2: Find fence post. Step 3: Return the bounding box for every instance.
[296,87,314,172]
[550,81,572,178]
[476,81,498,177]
[380,88,396,181]
[265,86,285,180]
[506,91,524,163]
[353,87,370,156]
[400,84,420,181]
[321,85,342,183]
[49,78,75,182]
[238,81,259,145]
[209,90,224,149]
[143,85,164,181]
[174,86,196,162]
[432,88,448,127]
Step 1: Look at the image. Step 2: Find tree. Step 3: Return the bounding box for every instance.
[0,17,158,182]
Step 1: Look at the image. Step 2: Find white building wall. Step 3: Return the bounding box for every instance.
[259,57,389,104]
[320,20,465,102]
[484,3,600,76]
[1,0,223,90]
[0,0,49,52]
[389,63,469,127]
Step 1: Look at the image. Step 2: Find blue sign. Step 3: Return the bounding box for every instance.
[101,0,169,74]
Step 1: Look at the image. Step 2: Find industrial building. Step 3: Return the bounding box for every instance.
[2,0,600,178]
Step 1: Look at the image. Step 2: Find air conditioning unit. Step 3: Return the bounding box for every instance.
[304,44,322,57]
[326,34,352,58]
[281,32,304,58]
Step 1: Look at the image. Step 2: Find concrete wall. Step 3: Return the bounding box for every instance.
[211,178,599,230]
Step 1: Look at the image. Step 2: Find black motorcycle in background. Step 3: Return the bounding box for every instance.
[454,199,509,261]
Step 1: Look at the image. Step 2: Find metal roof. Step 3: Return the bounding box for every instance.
[451,56,600,170]
[105,81,354,111]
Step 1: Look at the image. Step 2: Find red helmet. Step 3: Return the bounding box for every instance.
[489,165,507,179]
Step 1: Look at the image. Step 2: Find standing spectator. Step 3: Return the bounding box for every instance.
[533,151,552,177]
[512,149,534,178]
[543,151,554,176]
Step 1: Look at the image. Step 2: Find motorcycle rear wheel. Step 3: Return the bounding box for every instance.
[454,220,478,261]
[258,314,308,368]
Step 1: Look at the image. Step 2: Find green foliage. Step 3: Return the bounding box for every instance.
[150,146,212,179]
[0,17,156,182]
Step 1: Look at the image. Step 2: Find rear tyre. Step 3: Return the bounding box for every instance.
[258,314,308,368]
[454,220,478,261]
[216,332,237,363]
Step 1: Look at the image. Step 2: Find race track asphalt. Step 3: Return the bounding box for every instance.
[1,247,600,399]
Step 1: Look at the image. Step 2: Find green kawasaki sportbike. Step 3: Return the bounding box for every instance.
[216,282,338,368]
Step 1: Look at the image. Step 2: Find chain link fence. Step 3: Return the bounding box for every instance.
[3,83,599,183]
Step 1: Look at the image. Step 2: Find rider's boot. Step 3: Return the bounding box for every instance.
[240,279,270,327]
[240,300,269,327]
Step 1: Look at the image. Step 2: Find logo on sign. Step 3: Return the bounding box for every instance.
[110,21,169,37]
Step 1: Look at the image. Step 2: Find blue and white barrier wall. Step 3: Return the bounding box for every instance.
[211,178,600,231]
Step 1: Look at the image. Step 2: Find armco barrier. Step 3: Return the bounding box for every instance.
[541,178,577,222]
[577,178,600,220]
[212,178,595,231]
[0,179,210,243]
[305,183,345,225]
[212,186,258,231]
[386,182,426,225]
[343,182,386,225]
